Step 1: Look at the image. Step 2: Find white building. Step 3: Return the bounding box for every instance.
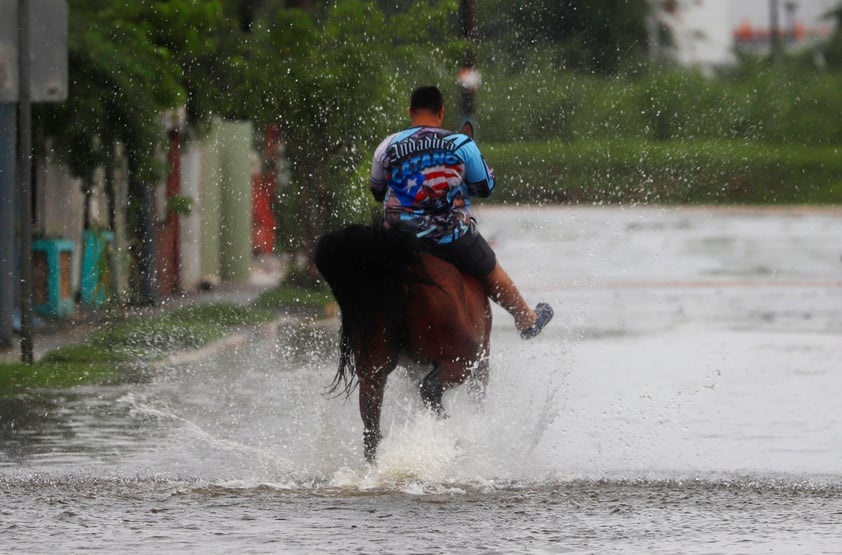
[649,0,839,68]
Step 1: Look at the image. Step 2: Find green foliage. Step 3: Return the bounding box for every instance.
[171,0,279,125]
[41,343,134,364]
[484,139,842,205]
[477,60,842,148]
[257,0,461,256]
[36,0,191,184]
[166,194,194,216]
[476,0,650,74]
[821,5,842,69]
[36,0,464,294]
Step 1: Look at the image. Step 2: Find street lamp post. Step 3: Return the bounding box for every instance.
[458,0,477,138]
[784,2,798,42]
[6,0,68,361]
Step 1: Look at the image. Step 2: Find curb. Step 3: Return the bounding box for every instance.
[150,314,329,369]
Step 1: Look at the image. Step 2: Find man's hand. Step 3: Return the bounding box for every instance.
[459,119,475,138]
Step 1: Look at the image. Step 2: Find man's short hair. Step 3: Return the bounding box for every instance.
[410,85,444,113]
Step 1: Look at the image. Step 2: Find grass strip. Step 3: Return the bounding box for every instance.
[0,303,278,397]
[0,361,120,397]
[252,286,334,311]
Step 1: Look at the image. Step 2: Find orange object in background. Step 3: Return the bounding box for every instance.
[252,125,279,255]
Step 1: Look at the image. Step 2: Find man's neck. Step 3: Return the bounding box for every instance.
[411,117,442,128]
[410,109,443,128]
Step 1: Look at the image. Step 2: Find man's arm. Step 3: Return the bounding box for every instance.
[370,135,393,202]
[370,176,387,202]
[458,138,495,198]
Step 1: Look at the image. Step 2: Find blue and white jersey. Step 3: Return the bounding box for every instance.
[370,126,494,244]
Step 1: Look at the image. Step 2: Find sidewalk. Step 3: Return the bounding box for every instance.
[0,254,288,364]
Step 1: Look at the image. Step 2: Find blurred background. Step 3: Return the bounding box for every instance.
[1,0,840,339]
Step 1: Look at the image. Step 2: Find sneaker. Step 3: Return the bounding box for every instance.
[520,303,554,340]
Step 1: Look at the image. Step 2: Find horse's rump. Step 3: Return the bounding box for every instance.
[314,224,430,391]
[405,253,490,366]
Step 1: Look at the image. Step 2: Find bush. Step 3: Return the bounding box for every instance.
[484,139,842,204]
[477,62,842,148]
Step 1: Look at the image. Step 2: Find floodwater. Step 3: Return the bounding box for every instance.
[2,206,841,554]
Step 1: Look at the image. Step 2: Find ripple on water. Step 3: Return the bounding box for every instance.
[2,472,841,553]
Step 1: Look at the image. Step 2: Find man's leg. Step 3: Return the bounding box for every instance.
[483,262,537,332]
[432,230,552,338]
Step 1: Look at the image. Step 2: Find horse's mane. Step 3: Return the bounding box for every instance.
[314,224,432,395]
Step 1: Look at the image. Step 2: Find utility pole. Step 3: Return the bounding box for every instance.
[17,0,34,364]
[784,2,798,42]
[0,104,15,351]
[129,158,158,307]
[458,0,478,138]
[769,0,782,62]
[2,0,67,358]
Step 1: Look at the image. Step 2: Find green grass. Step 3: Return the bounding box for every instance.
[252,286,334,310]
[0,361,120,397]
[1,278,338,399]
[41,343,135,364]
[40,304,278,366]
[0,302,280,397]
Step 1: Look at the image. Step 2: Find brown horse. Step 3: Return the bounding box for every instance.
[314,224,492,462]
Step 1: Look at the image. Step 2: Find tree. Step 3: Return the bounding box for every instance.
[37,0,279,303]
[476,0,650,74]
[252,0,461,281]
[38,0,464,293]
[37,0,190,187]
[35,0,200,304]
[822,3,842,69]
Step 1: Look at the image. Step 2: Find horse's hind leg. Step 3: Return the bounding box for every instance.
[419,365,446,417]
[359,371,388,463]
[420,360,475,418]
[467,350,490,405]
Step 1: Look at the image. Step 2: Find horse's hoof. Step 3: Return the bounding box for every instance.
[520,302,553,339]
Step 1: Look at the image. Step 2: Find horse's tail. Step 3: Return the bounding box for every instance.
[314,224,426,395]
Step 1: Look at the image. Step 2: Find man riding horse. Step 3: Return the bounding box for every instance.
[370,85,553,339]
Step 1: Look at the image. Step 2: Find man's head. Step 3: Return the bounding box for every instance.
[409,85,445,125]
[410,85,444,113]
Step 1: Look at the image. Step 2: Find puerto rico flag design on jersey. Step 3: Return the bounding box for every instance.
[370,126,494,244]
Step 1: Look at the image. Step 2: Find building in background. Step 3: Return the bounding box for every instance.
[649,0,838,68]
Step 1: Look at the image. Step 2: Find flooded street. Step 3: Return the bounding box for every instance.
[2,206,841,553]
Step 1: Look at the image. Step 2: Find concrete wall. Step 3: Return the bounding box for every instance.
[199,121,223,287]
[111,143,130,302]
[195,118,254,287]
[179,140,203,291]
[1,116,255,325]
[37,152,85,295]
[218,120,253,283]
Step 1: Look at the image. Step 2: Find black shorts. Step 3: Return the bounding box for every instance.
[426,228,497,279]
